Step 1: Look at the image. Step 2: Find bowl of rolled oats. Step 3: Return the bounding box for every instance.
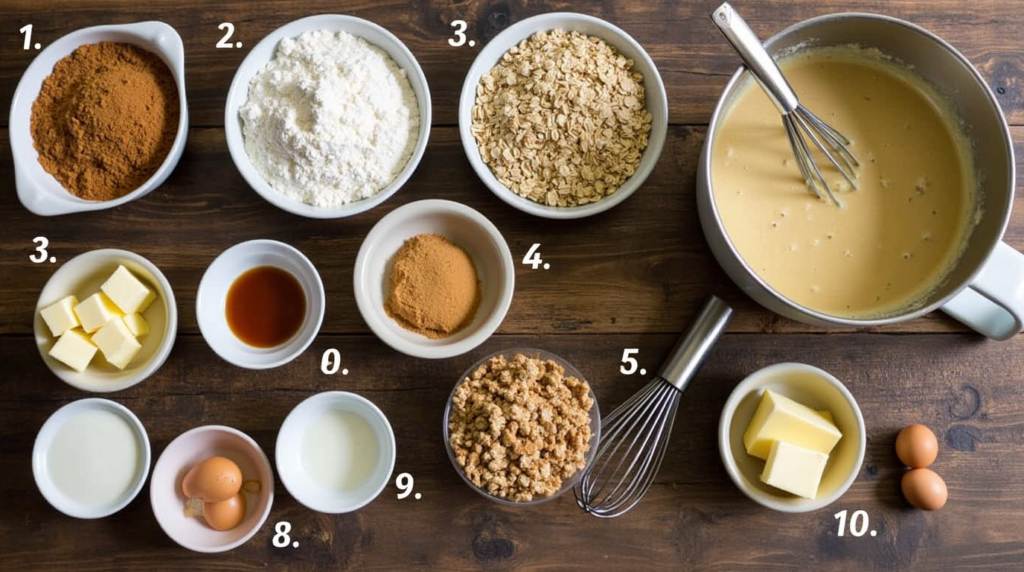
[459,13,668,219]
[443,349,601,505]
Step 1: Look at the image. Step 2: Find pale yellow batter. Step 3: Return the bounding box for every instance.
[712,48,977,318]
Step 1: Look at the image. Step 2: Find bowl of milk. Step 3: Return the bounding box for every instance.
[32,398,151,519]
[276,392,396,513]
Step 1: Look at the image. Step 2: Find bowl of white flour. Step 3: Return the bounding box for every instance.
[225,15,431,218]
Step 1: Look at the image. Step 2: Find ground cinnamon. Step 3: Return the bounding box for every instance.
[30,42,179,202]
[385,234,481,339]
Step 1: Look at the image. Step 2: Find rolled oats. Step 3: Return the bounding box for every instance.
[470,29,653,207]
[448,353,594,501]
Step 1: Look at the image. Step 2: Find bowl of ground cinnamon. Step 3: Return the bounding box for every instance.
[9,22,188,216]
[354,199,515,359]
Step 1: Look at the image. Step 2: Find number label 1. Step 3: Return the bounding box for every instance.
[396,473,420,500]
[834,509,876,538]
[216,22,241,49]
[620,349,644,376]
[20,24,41,50]
[320,349,348,376]
[30,236,54,264]
[448,20,475,47]
[272,521,299,548]
[522,243,549,270]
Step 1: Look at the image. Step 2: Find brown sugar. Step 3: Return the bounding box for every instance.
[385,234,481,339]
[30,42,180,201]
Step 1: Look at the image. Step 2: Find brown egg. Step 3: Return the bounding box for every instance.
[895,424,938,468]
[203,493,247,531]
[901,468,948,510]
[182,456,242,503]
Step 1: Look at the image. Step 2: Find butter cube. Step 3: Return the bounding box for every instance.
[48,328,97,372]
[743,389,842,460]
[761,440,829,499]
[817,410,834,425]
[40,295,80,337]
[101,265,156,315]
[91,317,142,370]
[123,313,150,337]
[74,293,123,334]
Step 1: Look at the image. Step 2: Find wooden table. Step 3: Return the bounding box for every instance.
[2,1,1023,570]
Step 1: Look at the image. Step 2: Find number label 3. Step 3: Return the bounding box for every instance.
[448,20,475,47]
[30,237,55,264]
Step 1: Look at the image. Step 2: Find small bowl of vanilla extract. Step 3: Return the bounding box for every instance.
[196,240,325,369]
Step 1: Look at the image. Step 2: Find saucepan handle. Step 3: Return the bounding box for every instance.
[941,241,1024,341]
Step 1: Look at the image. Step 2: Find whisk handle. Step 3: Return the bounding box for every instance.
[659,296,733,391]
[711,2,799,114]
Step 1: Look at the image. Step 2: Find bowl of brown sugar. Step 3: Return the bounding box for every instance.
[354,199,515,359]
[9,22,188,216]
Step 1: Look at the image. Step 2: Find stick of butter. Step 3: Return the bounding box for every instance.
[743,389,842,460]
[761,440,829,499]
[92,317,142,370]
[101,265,156,315]
[40,295,80,337]
[48,328,97,372]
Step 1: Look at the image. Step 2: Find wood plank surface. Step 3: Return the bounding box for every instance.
[1,0,1022,128]
[2,333,1023,571]
[3,126,1024,336]
[2,0,1023,570]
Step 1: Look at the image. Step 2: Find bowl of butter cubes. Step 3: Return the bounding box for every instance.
[718,362,865,513]
[34,249,178,392]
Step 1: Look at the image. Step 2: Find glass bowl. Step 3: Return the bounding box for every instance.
[442,348,601,506]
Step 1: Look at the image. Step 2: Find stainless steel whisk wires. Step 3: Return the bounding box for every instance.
[711,2,860,207]
[574,296,733,518]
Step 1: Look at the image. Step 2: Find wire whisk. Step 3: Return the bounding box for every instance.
[712,2,859,207]
[575,297,733,518]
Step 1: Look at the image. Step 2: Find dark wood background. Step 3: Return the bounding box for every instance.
[2,1,1023,570]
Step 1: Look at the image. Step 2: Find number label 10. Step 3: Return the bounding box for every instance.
[834,509,877,537]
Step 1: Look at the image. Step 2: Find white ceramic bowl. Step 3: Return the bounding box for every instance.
[224,14,431,219]
[276,392,396,513]
[196,240,325,369]
[33,398,151,518]
[458,12,668,219]
[33,249,178,392]
[719,363,866,513]
[150,425,275,553]
[354,199,514,359]
[9,21,188,216]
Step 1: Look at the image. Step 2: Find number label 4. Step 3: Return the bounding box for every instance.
[522,243,549,270]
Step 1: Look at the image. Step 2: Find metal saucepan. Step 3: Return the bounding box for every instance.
[698,12,1024,340]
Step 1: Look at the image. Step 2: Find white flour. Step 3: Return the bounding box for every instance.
[240,30,419,208]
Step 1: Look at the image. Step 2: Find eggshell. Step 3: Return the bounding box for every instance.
[182,456,242,503]
[203,493,247,531]
[896,424,938,468]
[901,468,947,510]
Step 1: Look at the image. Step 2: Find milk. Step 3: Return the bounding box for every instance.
[301,410,379,491]
[47,409,140,509]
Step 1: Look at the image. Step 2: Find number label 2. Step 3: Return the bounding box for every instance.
[216,22,241,49]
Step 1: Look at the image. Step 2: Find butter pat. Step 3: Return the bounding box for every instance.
[48,328,97,372]
[101,265,156,315]
[123,313,150,337]
[74,293,123,334]
[92,317,142,370]
[743,389,842,460]
[761,440,829,499]
[40,295,80,337]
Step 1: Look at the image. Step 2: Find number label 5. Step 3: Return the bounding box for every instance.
[620,349,645,376]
